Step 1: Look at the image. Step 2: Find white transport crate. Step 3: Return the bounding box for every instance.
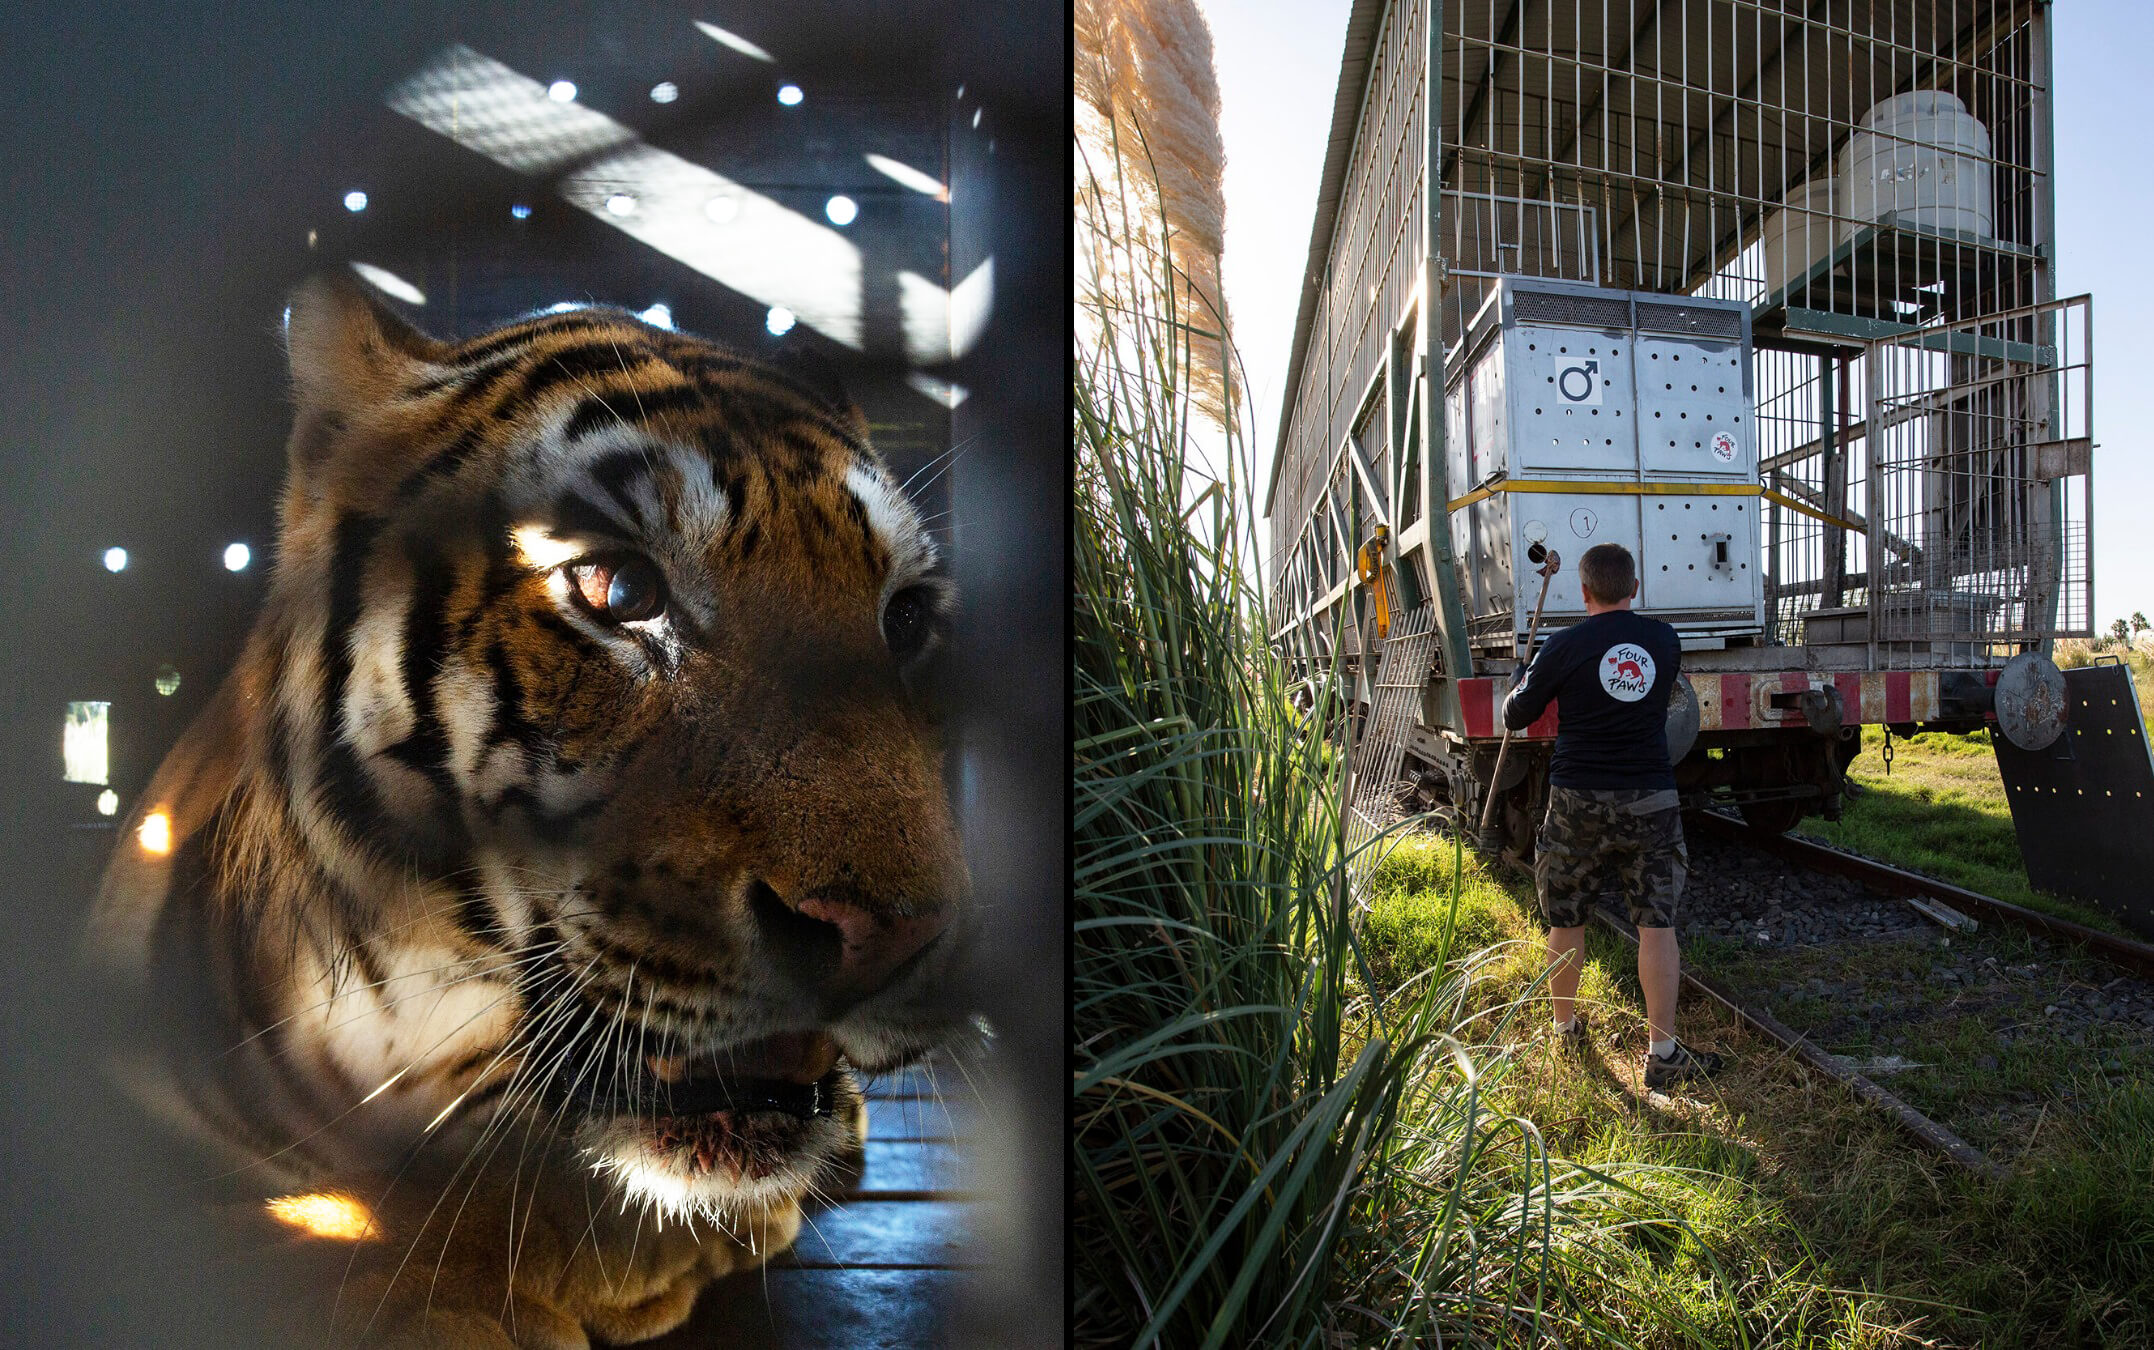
[1444,278,1765,650]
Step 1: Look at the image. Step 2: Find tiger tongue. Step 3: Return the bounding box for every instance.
[713,1032,838,1085]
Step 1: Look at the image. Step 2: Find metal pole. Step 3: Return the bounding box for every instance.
[1476,544,1561,847]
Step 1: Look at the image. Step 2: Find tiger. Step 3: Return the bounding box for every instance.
[87,274,971,1347]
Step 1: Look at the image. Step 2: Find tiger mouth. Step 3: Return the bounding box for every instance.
[559,1029,854,1194]
[568,1062,847,1123]
[564,1029,847,1121]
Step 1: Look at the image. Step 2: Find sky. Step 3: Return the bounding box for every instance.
[1206,0,2153,624]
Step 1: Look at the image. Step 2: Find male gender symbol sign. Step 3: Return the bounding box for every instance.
[1555,355,1601,406]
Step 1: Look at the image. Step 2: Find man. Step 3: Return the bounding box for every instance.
[1501,541,1723,1089]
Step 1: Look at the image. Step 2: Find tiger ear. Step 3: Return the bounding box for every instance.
[283,273,446,466]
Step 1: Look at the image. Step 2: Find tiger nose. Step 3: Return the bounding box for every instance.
[749,880,951,1005]
[793,898,951,1003]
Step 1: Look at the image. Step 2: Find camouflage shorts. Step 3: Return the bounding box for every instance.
[1534,786,1687,929]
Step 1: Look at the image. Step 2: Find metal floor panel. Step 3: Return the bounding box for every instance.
[1993,663,2154,936]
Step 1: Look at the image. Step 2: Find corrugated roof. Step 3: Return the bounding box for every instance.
[1263,0,1392,520]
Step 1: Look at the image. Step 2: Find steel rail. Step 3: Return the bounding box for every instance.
[1588,905,2006,1180]
[1692,812,2154,980]
[1570,810,2154,1179]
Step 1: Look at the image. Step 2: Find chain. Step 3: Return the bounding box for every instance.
[1881,725,1895,777]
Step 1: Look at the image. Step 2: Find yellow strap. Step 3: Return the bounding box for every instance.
[1446,478,1866,534]
[1355,531,1392,638]
[1759,488,1867,535]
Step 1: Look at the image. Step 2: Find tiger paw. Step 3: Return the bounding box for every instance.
[320,1164,801,1347]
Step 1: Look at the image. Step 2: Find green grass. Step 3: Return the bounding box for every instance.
[1800,726,2138,934]
[1800,727,2048,910]
[1074,127,1717,1348]
[1361,831,2154,1347]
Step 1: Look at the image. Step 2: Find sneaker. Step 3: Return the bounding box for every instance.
[1643,1040,1724,1090]
[1550,1015,1590,1053]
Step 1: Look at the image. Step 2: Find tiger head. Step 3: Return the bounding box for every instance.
[262,277,969,1221]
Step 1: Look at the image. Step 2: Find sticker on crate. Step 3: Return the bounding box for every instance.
[1600,644,1656,701]
[1710,431,1737,463]
[1555,356,1602,405]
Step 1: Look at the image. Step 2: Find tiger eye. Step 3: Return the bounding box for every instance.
[571,556,666,623]
[882,586,935,662]
[603,558,666,622]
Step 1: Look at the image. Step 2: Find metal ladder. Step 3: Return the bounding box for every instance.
[1345,601,1441,905]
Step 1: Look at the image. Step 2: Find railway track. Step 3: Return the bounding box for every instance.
[1589,814,2154,1179]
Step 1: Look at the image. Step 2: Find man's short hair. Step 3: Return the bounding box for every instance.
[1579,542,1637,604]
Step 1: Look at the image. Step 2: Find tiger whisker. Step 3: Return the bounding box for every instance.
[208,958,581,1187]
[413,1023,597,1336]
[536,967,642,1299]
[332,956,593,1341]
[898,432,982,497]
[467,1000,610,1330]
[386,959,606,1339]
[900,435,982,503]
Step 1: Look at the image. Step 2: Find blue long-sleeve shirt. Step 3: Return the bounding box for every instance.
[1501,609,1682,789]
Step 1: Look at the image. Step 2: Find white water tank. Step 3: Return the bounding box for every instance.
[1843,91,1993,238]
[1760,177,1852,300]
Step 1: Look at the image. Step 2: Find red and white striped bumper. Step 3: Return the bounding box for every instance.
[1456,670,1942,740]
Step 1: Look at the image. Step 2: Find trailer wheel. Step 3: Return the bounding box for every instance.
[1737,797,1808,836]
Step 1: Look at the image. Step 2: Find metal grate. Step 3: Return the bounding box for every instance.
[1271,1,2084,699]
[1511,288,1630,330]
[1860,295,2093,666]
[1634,302,1743,340]
[1346,602,1442,903]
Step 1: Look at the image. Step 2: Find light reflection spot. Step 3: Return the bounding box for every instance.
[266,1192,379,1241]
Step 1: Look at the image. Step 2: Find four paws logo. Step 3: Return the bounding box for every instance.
[1599,643,1656,702]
